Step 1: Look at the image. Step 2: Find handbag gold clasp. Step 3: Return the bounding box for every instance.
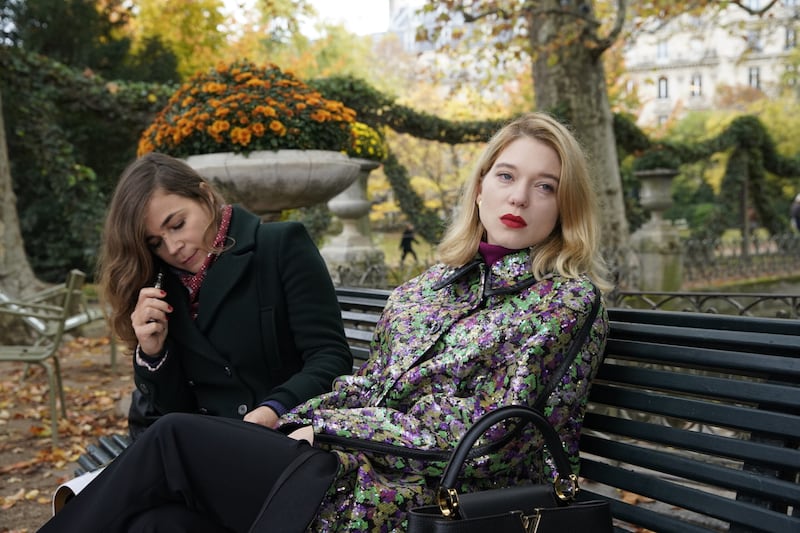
[517,510,543,533]
[553,473,579,502]
[436,487,460,517]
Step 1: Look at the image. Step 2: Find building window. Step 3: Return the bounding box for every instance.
[658,77,669,99]
[786,64,798,86]
[690,74,702,96]
[656,41,668,60]
[747,30,763,52]
[748,67,760,89]
[787,26,797,49]
[657,115,669,126]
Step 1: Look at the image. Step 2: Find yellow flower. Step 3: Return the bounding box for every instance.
[347,122,386,162]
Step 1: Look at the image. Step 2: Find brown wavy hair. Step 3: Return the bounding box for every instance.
[96,152,226,348]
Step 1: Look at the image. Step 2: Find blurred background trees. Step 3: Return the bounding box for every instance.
[0,0,798,285]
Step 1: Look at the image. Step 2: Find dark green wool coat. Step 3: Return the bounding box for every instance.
[133,205,353,420]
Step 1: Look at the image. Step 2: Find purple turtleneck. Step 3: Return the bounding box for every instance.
[478,241,520,267]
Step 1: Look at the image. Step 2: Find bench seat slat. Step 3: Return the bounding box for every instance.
[580,459,800,533]
[77,455,103,473]
[578,490,717,533]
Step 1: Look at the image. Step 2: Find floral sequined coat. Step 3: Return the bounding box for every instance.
[281,250,609,532]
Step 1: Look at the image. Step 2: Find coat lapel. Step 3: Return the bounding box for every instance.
[172,206,260,362]
[194,206,259,332]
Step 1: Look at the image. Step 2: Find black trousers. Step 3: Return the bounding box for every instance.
[38,413,338,533]
[401,248,417,262]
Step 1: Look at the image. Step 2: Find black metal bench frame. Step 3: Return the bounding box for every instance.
[80,286,800,532]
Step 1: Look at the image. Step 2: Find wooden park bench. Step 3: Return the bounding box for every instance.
[77,286,800,532]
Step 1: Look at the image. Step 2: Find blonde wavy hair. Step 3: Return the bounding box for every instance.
[96,153,226,348]
[438,112,612,293]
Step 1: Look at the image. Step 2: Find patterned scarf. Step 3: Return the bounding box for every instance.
[178,204,233,319]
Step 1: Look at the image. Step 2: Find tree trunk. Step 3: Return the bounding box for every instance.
[526,1,636,286]
[0,88,41,297]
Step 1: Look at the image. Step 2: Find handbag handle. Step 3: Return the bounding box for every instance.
[436,405,579,517]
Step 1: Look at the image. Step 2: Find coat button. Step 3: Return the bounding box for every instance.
[138,383,149,394]
[237,404,248,416]
[199,407,208,414]
[224,366,232,377]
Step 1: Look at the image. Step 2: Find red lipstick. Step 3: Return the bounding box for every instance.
[500,214,527,228]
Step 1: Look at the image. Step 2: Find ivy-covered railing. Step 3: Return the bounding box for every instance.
[681,232,800,286]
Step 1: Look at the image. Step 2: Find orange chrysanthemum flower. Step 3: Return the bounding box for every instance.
[137,60,357,158]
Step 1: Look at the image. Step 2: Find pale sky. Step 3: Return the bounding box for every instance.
[222,0,391,37]
[310,0,391,36]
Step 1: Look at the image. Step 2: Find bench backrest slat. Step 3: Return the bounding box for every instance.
[606,339,800,377]
[582,434,800,502]
[596,362,800,407]
[609,323,800,357]
[589,384,800,437]
[609,308,800,335]
[583,413,800,469]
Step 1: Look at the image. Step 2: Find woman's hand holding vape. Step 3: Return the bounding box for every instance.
[131,272,172,356]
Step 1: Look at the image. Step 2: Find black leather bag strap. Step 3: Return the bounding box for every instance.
[531,285,601,413]
[438,405,575,494]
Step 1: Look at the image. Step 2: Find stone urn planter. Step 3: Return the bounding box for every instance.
[184,150,361,216]
[632,167,682,291]
[321,158,387,286]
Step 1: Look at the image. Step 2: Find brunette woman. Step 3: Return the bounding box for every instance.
[98,153,352,434]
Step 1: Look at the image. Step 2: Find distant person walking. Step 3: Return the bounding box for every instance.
[791,194,800,232]
[399,224,418,265]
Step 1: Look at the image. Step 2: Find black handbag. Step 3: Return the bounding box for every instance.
[406,404,613,533]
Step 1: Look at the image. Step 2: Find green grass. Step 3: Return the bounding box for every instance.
[371,230,438,267]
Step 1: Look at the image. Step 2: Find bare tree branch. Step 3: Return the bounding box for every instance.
[729,0,780,17]
[594,0,628,57]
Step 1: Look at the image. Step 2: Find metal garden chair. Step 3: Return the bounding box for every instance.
[0,269,86,443]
